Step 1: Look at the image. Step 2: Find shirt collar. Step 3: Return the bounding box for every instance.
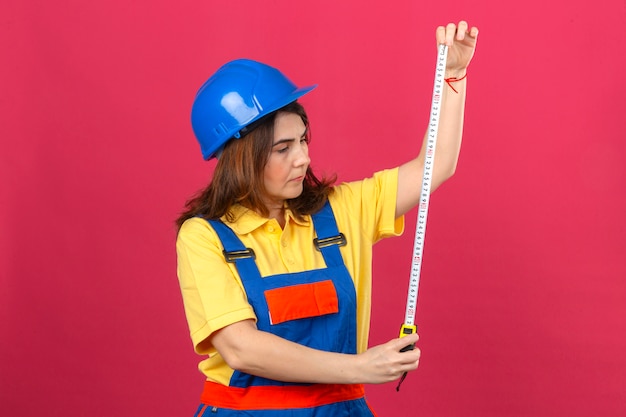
[222,204,310,234]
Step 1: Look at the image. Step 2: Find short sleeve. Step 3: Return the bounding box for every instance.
[176,217,257,355]
[330,168,404,244]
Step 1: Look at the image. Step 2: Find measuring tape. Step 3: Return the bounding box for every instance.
[396,44,448,390]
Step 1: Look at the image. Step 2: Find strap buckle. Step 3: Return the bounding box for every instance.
[223,248,256,263]
[313,233,347,251]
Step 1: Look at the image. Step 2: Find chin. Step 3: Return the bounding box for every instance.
[288,184,304,197]
[284,193,302,201]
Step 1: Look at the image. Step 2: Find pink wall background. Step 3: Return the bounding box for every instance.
[1,1,625,416]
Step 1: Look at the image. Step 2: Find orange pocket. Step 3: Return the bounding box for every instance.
[264,280,339,325]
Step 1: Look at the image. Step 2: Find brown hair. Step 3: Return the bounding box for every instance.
[176,101,336,228]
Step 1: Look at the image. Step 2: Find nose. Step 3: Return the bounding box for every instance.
[293,142,310,167]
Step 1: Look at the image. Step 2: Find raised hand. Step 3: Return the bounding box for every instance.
[436,21,479,74]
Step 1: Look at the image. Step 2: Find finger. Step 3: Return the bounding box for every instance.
[445,22,457,46]
[400,345,421,360]
[469,26,480,38]
[456,20,469,40]
[435,25,446,45]
[396,332,419,347]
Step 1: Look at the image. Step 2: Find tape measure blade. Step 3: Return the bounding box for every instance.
[402,44,448,326]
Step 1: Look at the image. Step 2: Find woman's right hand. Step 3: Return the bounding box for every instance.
[356,333,421,384]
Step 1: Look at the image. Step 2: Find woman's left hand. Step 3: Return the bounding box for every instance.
[436,21,479,75]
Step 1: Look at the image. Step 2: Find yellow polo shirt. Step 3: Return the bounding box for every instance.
[176,168,404,382]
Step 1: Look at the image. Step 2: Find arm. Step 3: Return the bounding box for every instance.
[396,21,479,217]
[210,319,420,385]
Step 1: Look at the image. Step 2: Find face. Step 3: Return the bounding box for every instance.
[263,112,310,209]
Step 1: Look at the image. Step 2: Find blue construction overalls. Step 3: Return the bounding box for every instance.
[195,202,377,417]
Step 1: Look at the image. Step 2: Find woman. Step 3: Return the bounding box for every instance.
[176,21,479,417]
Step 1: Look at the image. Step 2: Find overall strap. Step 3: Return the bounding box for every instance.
[311,200,347,268]
[207,201,347,280]
[207,219,264,287]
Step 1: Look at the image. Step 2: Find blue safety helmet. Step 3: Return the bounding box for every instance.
[191,59,317,160]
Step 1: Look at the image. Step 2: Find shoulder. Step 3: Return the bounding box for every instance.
[178,216,213,236]
[328,168,403,241]
[329,168,399,205]
[177,217,221,252]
